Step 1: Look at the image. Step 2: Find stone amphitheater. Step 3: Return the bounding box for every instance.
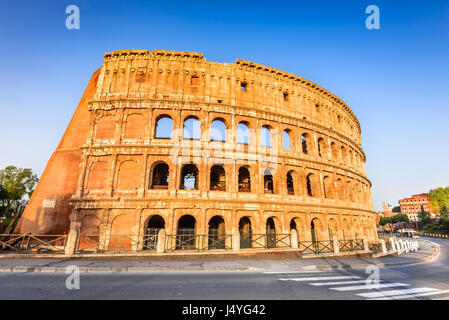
[17,49,377,254]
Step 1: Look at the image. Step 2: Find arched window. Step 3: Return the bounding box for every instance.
[150,162,169,189]
[302,134,309,154]
[237,122,250,144]
[331,142,338,159]
[317,138,326,158]
[286,171,294,195]
[306,173,314,197]
[210,119,226,142]
[210,165,226,191]
[261,126,271,147]
[323,176,332,199]
[183,117,201,140]
[180,164,199,190]
[283,130,291,150]
[341,146,347,163]
[238,167,251,192]
[154,115,173,139]
[263,168,274,193]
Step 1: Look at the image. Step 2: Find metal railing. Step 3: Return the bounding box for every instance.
[165,233,233,252]
[339,239,364,252]
[368,242,383,254]
[385,241,393,251]
[0,234,67,254]
[239,233,291,249]
[299,240,334,255]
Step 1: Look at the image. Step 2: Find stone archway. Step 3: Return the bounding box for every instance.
[208,216,226,249]
[239,217,252,249]
[143,215,165,250]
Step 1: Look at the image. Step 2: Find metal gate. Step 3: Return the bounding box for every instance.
[175,228,196,250]
[143,228,160,251]
[240,232,252,249]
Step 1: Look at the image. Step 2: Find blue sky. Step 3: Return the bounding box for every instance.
[1,0,448,210]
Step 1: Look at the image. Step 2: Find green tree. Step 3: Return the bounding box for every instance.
[0,166,38,216]
[392,206,401,213]
[418,206,431,227]
[429,187,449,213]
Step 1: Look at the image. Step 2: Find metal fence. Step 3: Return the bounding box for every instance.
[338,239,364,252]
[0,234,67,254]
[299,240,334,255]
[164,233,233,252]
[368,242,383,254]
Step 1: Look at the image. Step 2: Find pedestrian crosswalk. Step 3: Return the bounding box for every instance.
[265,270,449,300]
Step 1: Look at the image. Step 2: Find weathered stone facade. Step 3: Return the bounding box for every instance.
[17,49,377,252]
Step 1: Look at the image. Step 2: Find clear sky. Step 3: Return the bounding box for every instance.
[1,0,448,210]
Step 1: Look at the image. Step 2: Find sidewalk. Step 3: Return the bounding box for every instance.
[0,240,438,273]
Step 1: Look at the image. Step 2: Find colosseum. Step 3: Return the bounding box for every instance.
[17,49,377,254]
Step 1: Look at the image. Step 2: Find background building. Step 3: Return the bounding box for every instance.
[400,193,440,221]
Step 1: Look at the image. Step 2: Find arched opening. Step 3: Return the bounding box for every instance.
[283,130,291,150]
[328,219,337,240]
[266,217,276,248]
[331,142,338,159]
[306,173,314,197]
[176,215,196,250]
[263,168,274,193]
[208,216,226,249]
[301,134,309,154]
[311,219,319,243]
[261,126,271,148]
[286,171,294,195]
[180,164,199,190]
[336,178,345,200]
[239,217,252,249]
[144,215,165,250]
[210,165,226,191]
[317,138,326,158]
[323,176,333,199]
[210,119,226,142]
[183,117,201,140]
[237,122,250,145]
[150,162,169,189]
[341,146,347,163]
[154,115,173,139]
[238,167,251,192]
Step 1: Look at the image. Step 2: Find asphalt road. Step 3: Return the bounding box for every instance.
[0,237,448,300]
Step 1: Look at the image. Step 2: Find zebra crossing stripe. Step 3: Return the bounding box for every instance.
[329,282,410,292]
[370,289,449,300]
[356,287,438,298]
[310,280,375,286]
[278,276,360,282]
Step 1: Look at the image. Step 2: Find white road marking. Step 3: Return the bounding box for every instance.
[310,280,379,286]
[370,289,449,300]
[278,276,360,282]
[263,271,324,274]
[330,282,410,292]
[357,287,438,298]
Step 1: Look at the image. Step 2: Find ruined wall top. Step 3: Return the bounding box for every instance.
[97,49,362,140]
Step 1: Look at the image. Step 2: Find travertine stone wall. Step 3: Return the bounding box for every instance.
[18,49,377,247]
